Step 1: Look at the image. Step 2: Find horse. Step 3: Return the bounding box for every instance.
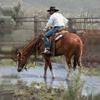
[16,31,83,79]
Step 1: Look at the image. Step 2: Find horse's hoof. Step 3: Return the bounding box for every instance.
[43,76,47,79]
[52,76,55,80]
[66,78,70,82]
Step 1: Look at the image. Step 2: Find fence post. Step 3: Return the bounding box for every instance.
[34,16,38,35]
[68,18,77,33]
[68,18,73,32]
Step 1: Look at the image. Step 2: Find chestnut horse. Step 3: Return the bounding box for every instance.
[17,31,83,79]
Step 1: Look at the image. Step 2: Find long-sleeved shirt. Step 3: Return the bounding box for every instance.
[45,12,68,29]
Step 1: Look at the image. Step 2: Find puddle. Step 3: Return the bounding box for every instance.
[0,64,100,96]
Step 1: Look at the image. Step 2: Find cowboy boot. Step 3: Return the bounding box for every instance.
[43,48,51,54]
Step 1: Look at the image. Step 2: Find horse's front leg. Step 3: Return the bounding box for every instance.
[44,56,54,79]
[44,61,48,79]
[48,62,54,79]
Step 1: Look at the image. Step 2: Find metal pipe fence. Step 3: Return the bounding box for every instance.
[0,16,100,64]
[14,16,100,34]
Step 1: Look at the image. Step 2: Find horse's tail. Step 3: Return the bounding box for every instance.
[73,55,77,70]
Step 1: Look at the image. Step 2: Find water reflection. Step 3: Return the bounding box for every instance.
[0,65,100,96]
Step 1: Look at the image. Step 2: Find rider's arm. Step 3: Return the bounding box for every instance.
[63,16,68,26]
[44,15,54,31]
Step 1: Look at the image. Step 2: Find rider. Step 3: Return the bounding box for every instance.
[43,6,68,54]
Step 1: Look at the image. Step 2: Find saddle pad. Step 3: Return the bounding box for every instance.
[55,34,63,41]
[55,30,68,41]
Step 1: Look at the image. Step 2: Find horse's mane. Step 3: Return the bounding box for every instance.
[20,34,43,55]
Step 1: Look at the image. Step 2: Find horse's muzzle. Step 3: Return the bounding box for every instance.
[17,68,22,72]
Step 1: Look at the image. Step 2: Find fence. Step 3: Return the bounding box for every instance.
[15,16,100,33]
[0,16,100,65]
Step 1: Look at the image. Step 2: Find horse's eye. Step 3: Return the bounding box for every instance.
[17,52,21,57]
[17,55,19,58]
[20,58,23,61]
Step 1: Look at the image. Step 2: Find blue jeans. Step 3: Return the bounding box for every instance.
[43,26,62,48]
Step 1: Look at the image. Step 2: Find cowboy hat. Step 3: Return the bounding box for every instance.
[47,6,59,12]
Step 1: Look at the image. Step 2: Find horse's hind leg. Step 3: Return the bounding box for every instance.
[65,55,72,80]
[76,55,83,73]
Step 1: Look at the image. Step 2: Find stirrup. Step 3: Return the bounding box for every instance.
[42,48,51,55]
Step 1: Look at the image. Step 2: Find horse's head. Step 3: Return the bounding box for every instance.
[17,50,28,72]
[16,34,44,72]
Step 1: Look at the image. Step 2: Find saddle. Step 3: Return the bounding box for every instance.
[51,29,68,41]
[49,29,68,55]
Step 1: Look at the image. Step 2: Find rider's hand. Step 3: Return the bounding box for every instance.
[42,28,47,32]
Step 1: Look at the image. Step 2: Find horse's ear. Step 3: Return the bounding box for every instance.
[14,49,21,61]
[15,49,20,55]
[16,49,21,57]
